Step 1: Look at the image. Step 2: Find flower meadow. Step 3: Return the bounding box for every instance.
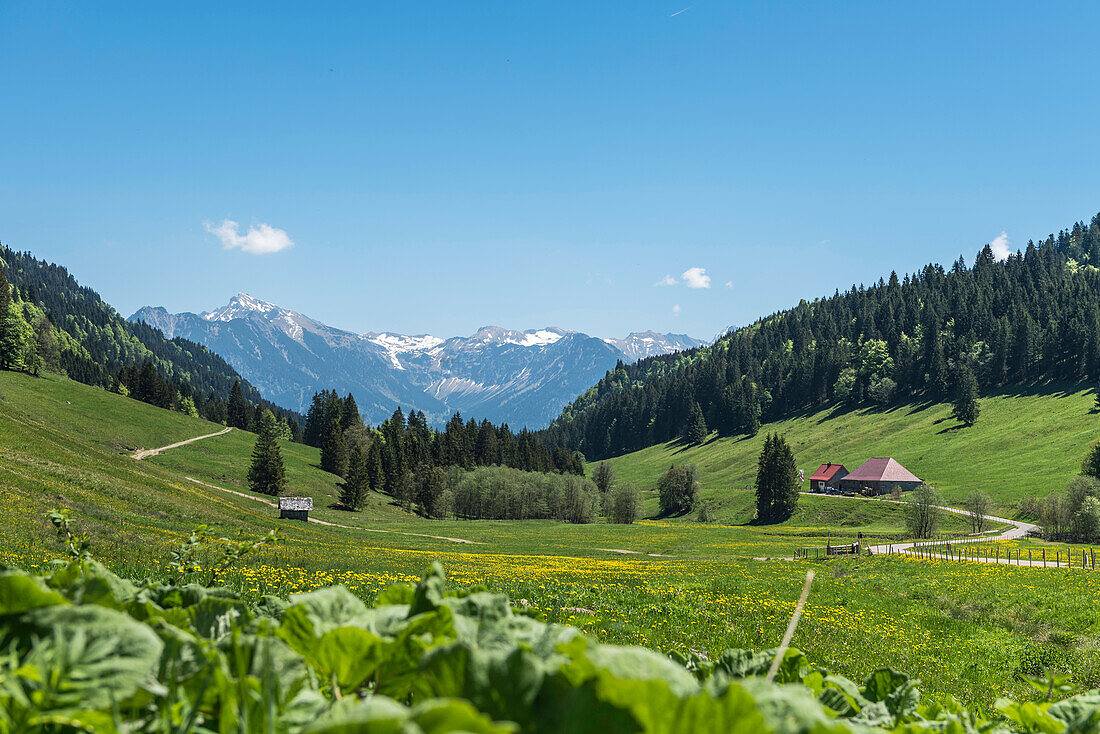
[7,513,1100,713]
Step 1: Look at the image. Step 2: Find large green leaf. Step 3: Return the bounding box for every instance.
[15,604,163,710]
[409,562,447,617]
[1046,692,1100,731]
[304,695,514,734]
[0,573,68,616]
[313,626,386,693]
[46,561,136,609]
[188,596,251,640]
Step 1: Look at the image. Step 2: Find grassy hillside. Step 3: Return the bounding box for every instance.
[11,370,1100,707]
[605,383,1099,516]
[0,370,940,562]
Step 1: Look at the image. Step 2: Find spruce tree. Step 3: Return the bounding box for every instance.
[247,415,286,496]
[1083,440,1100,480]
[33,314,60,373]
[738,383,760,437]
[0,268,15,369]
[769,433,801,520]
[952,364,980,426]
[366,439,383,490]
[927,328,949,397]
[320,415,348,477]
[341,393,363,431]
[340,443,369,510]
[754,433,775,521]
[227,380,249,429]
[755,432,800,521]
[683,401,708,445]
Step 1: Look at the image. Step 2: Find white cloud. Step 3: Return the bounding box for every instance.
[205,219,294,255]
[989,231,1011,261]
[672,304,681,315]
[654,274,678,287]
[681,266,711,289]
[724,280,733,288]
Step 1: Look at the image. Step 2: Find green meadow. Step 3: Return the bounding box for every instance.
[5,370,1100,709]
[606,383,1100,516]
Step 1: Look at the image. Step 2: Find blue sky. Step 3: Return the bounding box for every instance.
[3,1,1100,340]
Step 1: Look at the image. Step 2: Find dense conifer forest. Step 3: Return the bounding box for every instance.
[303,389,591,519]
[541,213,1100,459]
[304,389,584,477]
[0,245,303,432]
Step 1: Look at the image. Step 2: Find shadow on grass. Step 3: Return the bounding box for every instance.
[809,380,1093,427]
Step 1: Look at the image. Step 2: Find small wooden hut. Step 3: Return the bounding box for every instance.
[279,496,313,521]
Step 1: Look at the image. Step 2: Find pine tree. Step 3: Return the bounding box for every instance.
[247,415,286,496]
[952,364,981,426]
[366,439,383,490]
[340,443,369,510]
[341,393,362,431]
[769,433,801,520]
[927,327,949,397]
[683,401,708,445]
[320,415,348,477]
[755,432,800,521]
[754,433,775,521]
[227,380,249,429]
[738,382,760,437]
[33,314,60,373]
[0,268,16,369]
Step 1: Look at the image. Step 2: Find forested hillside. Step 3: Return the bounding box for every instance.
[543,213,1100,459]
[0,245,302,431]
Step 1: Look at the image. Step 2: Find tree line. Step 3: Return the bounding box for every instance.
[541,212,1100,459]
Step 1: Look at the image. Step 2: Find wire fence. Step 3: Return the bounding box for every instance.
[896,540,1099,569]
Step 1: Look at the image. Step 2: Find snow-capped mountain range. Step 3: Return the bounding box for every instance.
[130,294,704,427]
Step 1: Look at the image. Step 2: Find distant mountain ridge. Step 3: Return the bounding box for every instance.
[131,294,704,427]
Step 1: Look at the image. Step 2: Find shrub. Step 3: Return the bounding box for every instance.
[833,368,857,403]
[658,465,700,516]
[610,482,640,524]
[868,376,896,405]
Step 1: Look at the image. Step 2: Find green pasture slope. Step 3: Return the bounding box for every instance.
[0,371,935,559]
[12,371,1100,709]
[606,383,1100,516]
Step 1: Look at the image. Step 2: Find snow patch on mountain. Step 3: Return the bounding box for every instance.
[429,376,492,399]
[202,293,281,322]
[364,333,445,370]
[518,329,565,347]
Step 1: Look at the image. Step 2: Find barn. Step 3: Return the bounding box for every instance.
[839,458,921,496]
[807,463,848,493]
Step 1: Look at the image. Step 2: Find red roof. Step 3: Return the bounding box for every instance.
[808,463,847,482]
[844,457,921,483]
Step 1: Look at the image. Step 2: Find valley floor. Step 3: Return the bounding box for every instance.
[4,371,1100,710]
